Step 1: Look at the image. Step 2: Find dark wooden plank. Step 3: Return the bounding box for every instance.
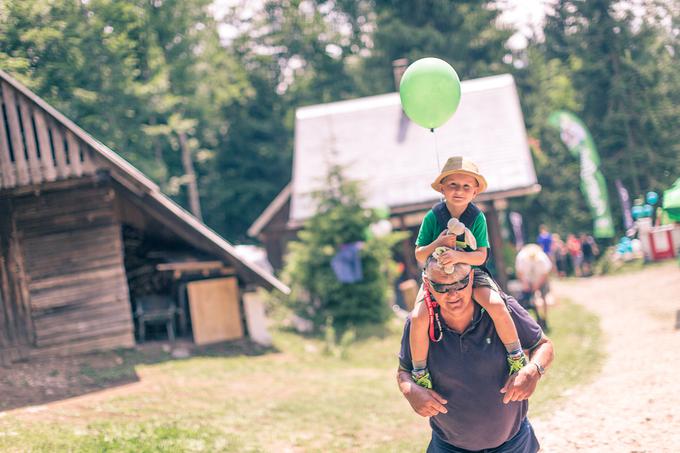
[30,276,128,311]
[34,303,132,339]
[17,95,42,184]
[20,222,119,247]
[29,269,128,303]
[23,236,121,264]
[15,197,116,220]
[0,174,101,198]
[18,212,118,237]
[66,131,82,177]
[0,91,16,188]
[32,109,57,181]
[13,187,115,219]
[1,81,29,185]
[49,120,69,179]
[28,266,125,293]
[36,320,133,346]
[28,331,134,358]
[35,307,132,336]
[28,259,125,294]
[36,324,133,348]
[31,286,129,316]
[33,288,130,319]
[22,228,121,258]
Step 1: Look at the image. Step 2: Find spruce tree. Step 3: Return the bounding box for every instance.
[283,166,406,330]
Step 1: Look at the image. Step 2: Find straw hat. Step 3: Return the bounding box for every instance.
[431,156,488,193]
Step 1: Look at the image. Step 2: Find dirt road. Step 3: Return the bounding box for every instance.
[533,262,680,452]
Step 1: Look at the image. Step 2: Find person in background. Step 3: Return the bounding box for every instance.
[515,244,552,327]
[580,233,599,277]
[551,233,568,277]
[536,225,552,256]
[566,234,583,277]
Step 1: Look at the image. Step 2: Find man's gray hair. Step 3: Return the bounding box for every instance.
[424,254,472,282]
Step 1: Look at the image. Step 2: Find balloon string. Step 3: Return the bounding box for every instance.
[432,128,441,171]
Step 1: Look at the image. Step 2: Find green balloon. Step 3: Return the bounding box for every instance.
[399,57,461,129]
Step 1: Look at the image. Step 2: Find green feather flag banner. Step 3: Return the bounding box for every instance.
[547,111,615,238]
[662,178,680,221]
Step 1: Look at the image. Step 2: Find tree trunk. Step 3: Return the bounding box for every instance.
[178,131,203,221]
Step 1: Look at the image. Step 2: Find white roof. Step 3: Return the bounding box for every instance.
[290,74,537,222]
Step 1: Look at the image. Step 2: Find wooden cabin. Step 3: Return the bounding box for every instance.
[0,70,288,364]
[249,74,541,288]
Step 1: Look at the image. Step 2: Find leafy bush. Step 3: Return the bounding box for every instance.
[283,166,407,330]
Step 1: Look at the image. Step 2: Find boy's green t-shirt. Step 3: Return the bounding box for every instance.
[415,208,490,249]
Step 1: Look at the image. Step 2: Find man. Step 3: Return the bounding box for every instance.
[397,257,554,452]
[515,243,552,328]
[579,233,599,276]
[536,224,552,255]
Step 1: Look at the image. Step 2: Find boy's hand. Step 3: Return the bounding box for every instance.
[435,230,457,248]
[437,250,462,266]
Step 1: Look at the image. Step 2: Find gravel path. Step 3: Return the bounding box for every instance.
[533,262,680,452]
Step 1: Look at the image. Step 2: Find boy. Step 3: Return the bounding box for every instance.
[410,157,528,389]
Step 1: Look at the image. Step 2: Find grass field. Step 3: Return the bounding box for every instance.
[0,299,603,452]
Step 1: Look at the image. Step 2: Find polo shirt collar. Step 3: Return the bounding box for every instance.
[440,299,486,336]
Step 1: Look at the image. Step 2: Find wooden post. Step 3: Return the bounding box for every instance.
[1,81,29,186]
[486,201,508,290]
[66,131,83,177]
[0,92,16,189]
[32,109,57,182]
[17,96,43,184]
[49,120,70,179]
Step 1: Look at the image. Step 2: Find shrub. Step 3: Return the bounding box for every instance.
[283,165,407,330]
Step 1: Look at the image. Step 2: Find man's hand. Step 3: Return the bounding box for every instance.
[400,375,448,417]
[500,365,540,404]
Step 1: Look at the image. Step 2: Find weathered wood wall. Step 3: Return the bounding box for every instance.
[8,182,135,358]
[0,198,34,363]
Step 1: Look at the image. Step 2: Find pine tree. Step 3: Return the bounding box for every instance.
[543,0,680,200]
[511,1,680,237]
[356,0,513,94]
[283,166,407,329]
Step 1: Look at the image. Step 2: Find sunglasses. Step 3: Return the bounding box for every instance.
[426,273,471,294]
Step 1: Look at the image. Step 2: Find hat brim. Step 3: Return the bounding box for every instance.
[431,170,488,193]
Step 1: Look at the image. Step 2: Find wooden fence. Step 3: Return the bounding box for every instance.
[0,79,97,190]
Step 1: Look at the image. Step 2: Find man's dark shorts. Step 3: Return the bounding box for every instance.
[426,418,540,453]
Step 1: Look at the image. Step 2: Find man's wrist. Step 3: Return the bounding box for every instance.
[398,370,414,394]
[532,361,546,377]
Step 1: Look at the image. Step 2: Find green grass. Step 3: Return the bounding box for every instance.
[0,300,603,452]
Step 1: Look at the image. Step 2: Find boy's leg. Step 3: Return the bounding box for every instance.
[472,273,527,374]
[473,286,519,345]
[410,287,432,389]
